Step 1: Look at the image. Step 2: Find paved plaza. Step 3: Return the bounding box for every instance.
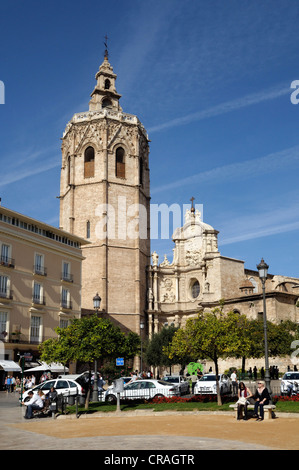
[0,392,298,451]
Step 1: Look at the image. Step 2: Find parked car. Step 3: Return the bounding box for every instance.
[194,373,231,395]
[280,372,299,395]
[22,378,84,401]
[104,379,180,403]
[162,375,190,395]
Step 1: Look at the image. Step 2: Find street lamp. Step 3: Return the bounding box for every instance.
[92,293,101,402]
[257,258,271,395]
[140,320,145,375]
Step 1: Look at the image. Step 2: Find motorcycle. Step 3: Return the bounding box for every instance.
[286,380,299,397]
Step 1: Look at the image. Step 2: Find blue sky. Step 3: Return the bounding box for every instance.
[1,0,299,278]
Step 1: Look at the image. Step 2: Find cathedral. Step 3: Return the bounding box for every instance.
[59,49,299,370]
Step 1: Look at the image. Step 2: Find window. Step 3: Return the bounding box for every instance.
[62,262,72,282]
[102,98,112,108]
[59,319,69,329]
[249,277,258,293]
[0,275,9,298]
[33,282,44,304]
[30,316,41,342]
[61,288,71,309]
[139,157,143,186]
[84,146,95,178]
[116,147,125,178]
[56,380,69,389]
[191,279,200,298]
[34,253,46,276]
[0,312,8,337]
[104,79,111,90]
[40,380,55,391]
[1,244,9,263]
[258,312,263,322]
[67,155,71,185]
[86,221,90,239]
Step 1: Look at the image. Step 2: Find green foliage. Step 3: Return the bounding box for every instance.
[39,314,140,366]
[144,325,180,371]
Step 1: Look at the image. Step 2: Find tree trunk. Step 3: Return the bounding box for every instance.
[214,358,222,406]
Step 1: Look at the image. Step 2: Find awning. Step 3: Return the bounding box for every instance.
[25,362,69,373]
[0,360,22,372]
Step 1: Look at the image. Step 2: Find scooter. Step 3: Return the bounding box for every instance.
[286,380,299,397]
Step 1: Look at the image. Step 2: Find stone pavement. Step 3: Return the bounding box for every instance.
[1,392,298,451]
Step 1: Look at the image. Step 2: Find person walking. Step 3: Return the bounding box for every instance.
[253,381,271,421]
[230,370,238,395]
[190,372,198,394]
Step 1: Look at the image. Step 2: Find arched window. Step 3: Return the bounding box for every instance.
[116,147,125,178]
[86,221,90,239]
[104,79,111,90]
[84,146,95,178]
[102,98,112,108]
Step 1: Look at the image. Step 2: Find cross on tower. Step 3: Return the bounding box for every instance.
[190,196,195,212]
[104,34,109,59]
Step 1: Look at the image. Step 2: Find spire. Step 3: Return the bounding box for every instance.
[104,34,109,60]
[89,36,122,112]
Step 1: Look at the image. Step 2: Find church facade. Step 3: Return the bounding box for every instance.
[147,205,299,338]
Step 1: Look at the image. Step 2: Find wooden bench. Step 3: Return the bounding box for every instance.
[229,403,276,420]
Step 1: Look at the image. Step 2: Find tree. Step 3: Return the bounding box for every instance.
[39,314,140,406]
[144,325,180,376]
[167,309,252,405]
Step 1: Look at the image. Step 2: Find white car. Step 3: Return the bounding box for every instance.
[162,375,190,395]
[22,378,84,401]
[104,379,180,403]
[194,373,231,395]
[280,372,299,395]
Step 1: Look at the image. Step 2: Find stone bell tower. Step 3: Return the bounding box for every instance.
[59,47,150,335]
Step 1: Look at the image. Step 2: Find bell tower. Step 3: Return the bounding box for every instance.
[59,47,150,335]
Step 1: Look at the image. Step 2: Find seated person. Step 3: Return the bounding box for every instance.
[22,391,44,419]
[237,382,253,420]
[253,381,271,421]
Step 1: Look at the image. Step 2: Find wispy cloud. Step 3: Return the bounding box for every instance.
[219,198,299,246]
[151,144,299,195]
[0,146,60,188]
[148,84,290,134]
[220,220,299,246]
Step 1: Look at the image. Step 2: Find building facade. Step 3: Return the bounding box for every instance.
[0,205,87,373]
[59,52,150,336]
[147,204,299,371]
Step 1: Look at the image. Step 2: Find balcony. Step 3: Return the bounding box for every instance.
[0,256,15,268]
[0,289,13,300]
[33,265,47,276]
[60,300,72,310]
[61,272,73,283]
[32,295,46,306]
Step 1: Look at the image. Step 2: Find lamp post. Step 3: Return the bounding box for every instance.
[140,320,145,375]
[257,258,271,394]
[92,293,101,402]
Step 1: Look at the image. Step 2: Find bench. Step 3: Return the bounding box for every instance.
[229,403,276,420]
